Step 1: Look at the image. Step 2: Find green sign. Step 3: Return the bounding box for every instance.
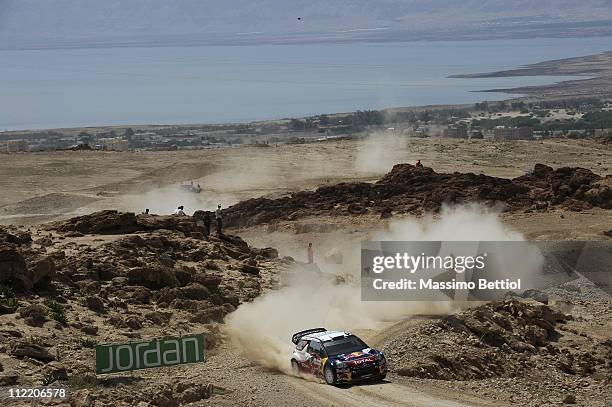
[95,334,205,374]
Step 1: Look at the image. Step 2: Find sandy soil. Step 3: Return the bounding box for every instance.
[1,137,610,228]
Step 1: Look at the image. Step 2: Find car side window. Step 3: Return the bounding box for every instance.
[308,340,325,356]
[296,340,307,351]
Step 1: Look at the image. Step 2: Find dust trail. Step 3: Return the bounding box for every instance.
[224,205,538,374]
[355,132,411,175]
[119,185,226,215]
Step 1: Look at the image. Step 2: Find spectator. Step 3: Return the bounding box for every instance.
[307,242,314,264]
[215,204,223,235]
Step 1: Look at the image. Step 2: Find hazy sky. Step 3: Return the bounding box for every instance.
[2,0,612,42]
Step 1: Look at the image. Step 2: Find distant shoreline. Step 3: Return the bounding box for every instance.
[2,51,611,136]
[450,51,612,99]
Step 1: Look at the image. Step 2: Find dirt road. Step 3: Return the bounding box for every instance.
[283,376,471,407]
[206,317,497,407]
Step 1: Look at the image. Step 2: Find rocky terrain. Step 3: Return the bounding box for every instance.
[0,211,290,405]
[383,280,612,406]
[223,163,611,228]
[0,158,610,406]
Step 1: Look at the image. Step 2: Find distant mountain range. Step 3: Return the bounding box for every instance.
[2,0,612,49]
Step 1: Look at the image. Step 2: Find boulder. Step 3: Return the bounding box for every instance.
[193,273,222,290]
[25,255,56,287]
[0,227,32,245]
[127,267,179,289]
[130,286,151,304]
[144,311,171,325]
[125,316,142,330]
[18,304,48,327]
[238,262,260,276]
[178,283,210,300]
[135,214,197,234]
[84,296,105,312]
[256,247,279,259]
[0,245,28,289]
[43,361,68,380]
[562,394,577,404]
[521,289,549,304]
[10,341,55,362]
[191,306,225,323]
[51,210,138,234]
[80,325,98,335]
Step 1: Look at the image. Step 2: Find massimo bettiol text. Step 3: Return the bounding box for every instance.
[359,241,608,301]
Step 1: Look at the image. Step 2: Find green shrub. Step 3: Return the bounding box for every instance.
[0,297,19,313]
[76,337,97,349]
[0,284,14,299]
[41,373,58,386]
[30,336,44,346]
[44,299,68,325]
[68,374,99,390]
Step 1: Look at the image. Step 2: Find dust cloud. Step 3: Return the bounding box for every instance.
[354,132,411,174]
[224,204,542,375]
[119,185,229,216]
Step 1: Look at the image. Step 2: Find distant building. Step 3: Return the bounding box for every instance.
[103,137,129,151]
[3,140,29,153]
[443,125,468,138]
[494,126,533,140]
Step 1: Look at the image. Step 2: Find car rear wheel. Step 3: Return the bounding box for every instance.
[324,365,336,385]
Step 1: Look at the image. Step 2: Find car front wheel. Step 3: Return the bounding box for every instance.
[324,365,336,385]
[291,360,300,374]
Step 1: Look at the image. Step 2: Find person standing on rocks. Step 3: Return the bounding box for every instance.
[215,204,223,235]
[174,205,186,216]
[415,159,423,168]
[307,242,314,264]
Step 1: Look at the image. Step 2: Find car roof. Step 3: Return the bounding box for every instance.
[302,330,352,342]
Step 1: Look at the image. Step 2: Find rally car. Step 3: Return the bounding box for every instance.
[290,328,387,385]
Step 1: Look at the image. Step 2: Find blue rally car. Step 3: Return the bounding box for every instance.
[290,328,387,385]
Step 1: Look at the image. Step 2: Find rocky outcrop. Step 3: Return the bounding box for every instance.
[515,163,610,209]
[50,210,139,234]
[385,297,610,382]
[0,227,32,245]
[0,231,56,291]
[221,164,610,228]
[0,245,28,288]
[47,210,203,235]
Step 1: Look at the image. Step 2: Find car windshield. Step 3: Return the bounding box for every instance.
[322,335,368,356]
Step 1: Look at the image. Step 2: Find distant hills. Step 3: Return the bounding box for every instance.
[2,0,612,49]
